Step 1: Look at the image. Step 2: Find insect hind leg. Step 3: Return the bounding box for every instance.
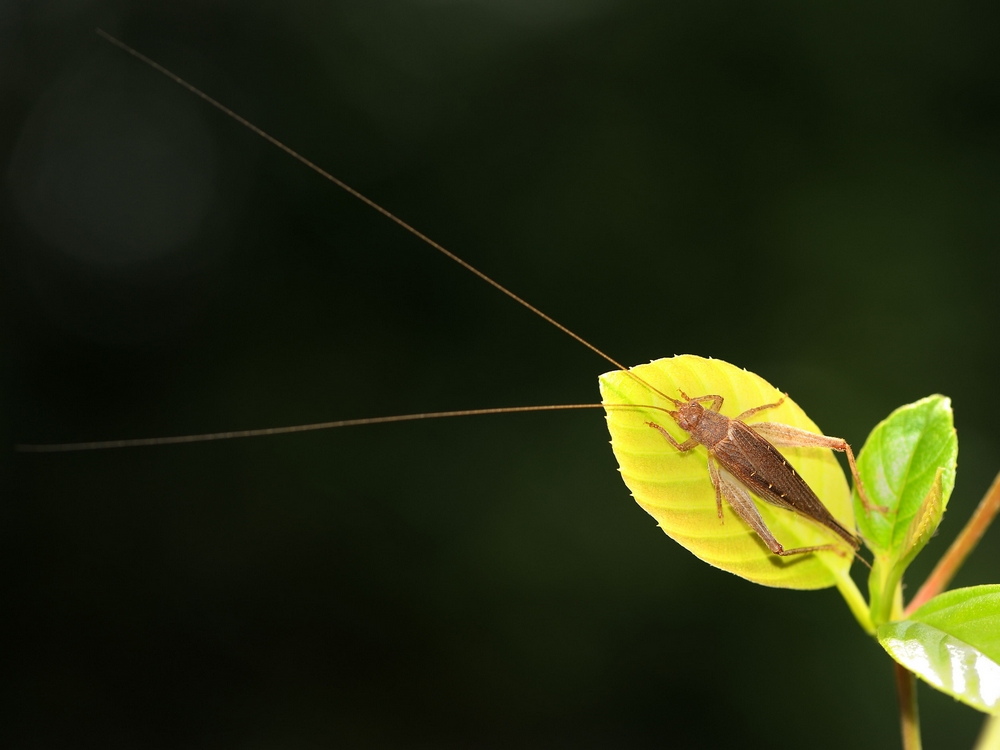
[748,421,887,515]
[716,469,846,559]
[707,456,725,521]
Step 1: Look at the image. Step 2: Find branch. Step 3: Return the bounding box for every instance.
[975,713,1000,750]
[894,662,922,750]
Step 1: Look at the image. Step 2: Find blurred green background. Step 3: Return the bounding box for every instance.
[4,1,1000,747]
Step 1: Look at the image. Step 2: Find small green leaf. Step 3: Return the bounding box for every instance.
[600,355,853,590]
[857,395,957,625]
[878,585,1000,714]
[855,395,957,555]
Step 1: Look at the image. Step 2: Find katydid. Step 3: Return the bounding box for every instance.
[16,31,883,568]
[645,390,883,559]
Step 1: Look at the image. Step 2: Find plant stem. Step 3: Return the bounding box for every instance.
[836,571,875,635]
[894,662,922,750]
[975,714,1000,750]
[905,468,1000,616]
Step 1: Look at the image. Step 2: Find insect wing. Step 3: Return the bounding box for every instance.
[722,421,827,517]
[723,421,859,549]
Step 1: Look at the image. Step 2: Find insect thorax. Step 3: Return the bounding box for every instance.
[681,405,729,447]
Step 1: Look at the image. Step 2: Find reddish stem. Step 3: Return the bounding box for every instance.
[894,662,922,750]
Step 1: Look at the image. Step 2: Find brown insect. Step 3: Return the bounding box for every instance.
[645,391,883,558]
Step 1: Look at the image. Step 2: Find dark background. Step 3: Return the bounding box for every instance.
[4,1,1000,747]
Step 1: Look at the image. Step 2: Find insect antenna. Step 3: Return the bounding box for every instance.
[9,31,687,453]
[15,404,605,452]
[93,30,676,408]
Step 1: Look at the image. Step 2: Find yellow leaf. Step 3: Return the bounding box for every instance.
[600,355,854,589]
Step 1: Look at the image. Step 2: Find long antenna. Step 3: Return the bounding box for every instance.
[15,404,605,452]
[93,30,675,405]
[13,402,676,453]
[16,31,681,454]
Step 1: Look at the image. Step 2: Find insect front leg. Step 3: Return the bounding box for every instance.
[715,468,846,559]
[680,392,724,413]
[647,419,721,517]
[747,421,886,515]
[645,421,699,452]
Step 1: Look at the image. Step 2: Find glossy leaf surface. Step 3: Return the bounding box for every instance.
[600,355,854,589]
[879,585,1000,714]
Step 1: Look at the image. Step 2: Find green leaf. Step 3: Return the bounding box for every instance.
[857,395,957,624]
[910,586,1000,662]
[855,395,957,555]
[878,585,1000,714]
[600,355,854,590]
